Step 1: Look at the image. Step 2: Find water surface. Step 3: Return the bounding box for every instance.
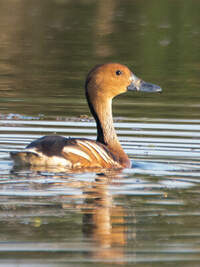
[1,118,200,266]
[0,0,200,266]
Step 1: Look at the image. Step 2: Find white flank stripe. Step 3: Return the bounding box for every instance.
[83,140,112,163]
[25,148,38,154]
[85,141,111,163]
[77,140,99,160]
[63,146,91,162]
[79,140,108,162]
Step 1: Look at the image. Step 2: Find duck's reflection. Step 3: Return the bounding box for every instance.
[82,174,128,262]
[10,165,134,262]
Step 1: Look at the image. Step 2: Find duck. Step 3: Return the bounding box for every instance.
[10,63,162,169]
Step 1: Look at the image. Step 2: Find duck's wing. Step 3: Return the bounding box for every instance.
[63,139,119,168]
[10,135,119,168]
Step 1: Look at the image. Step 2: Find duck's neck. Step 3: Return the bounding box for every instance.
[87,94,130,167]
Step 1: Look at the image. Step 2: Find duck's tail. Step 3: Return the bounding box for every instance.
[10,151,40,166]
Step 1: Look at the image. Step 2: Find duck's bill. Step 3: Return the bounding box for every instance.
[127,74,162,93]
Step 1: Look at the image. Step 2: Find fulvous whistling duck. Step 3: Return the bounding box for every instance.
[10,63,162,169]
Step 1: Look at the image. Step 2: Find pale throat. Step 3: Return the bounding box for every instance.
[92,97,121,147]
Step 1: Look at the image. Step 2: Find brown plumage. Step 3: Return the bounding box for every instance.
[10,63,162,169]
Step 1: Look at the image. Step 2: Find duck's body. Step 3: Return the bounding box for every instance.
[11,136,123,168]
[10,63,161,169]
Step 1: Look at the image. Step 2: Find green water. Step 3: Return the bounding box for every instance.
[0,0,200,119]
[0,0,200,266]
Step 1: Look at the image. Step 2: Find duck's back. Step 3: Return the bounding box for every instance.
[10,135,120,169]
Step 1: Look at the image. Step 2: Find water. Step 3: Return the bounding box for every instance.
[1,118,200,266]
[1,0,200,266]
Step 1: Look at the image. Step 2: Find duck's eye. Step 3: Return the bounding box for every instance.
[116,70,122,76]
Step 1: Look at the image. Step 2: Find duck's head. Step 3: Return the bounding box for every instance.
[85,63,162,100]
